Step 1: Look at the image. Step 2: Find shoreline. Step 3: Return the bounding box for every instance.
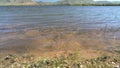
[0,27,120,55]
[0,26,120,68]
[0,50,120,68]
[1,4,120,6]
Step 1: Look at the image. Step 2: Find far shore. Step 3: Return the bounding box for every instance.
[1,3,120,6]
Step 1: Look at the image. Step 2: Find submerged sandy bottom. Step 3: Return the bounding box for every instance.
[0,27,120,58]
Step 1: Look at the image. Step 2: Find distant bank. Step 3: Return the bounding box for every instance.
[1,0,120,6]
[1,3,120,6]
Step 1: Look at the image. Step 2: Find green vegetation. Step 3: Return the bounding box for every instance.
[0,53,120,68]
[57,0,120,6]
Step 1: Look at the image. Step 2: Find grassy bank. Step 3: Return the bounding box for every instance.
[0,53,120,68]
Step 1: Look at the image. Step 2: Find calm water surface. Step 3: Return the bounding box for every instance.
[0,6,120,33]
[0,6,120,53]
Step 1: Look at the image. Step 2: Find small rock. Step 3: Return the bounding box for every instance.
[112,62,116,64]
[4,56,10,60]
[114,65,120,68]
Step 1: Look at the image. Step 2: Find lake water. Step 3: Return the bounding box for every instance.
[0,6,120,54]
[0,6,120,33]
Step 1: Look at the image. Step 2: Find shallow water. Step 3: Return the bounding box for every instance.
[0,6,120,54]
